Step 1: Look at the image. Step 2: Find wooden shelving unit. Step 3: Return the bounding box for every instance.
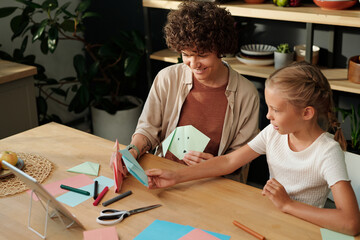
[143,0,360,95]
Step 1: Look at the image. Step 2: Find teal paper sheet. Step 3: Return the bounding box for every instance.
[120,149,149,187]
[134,219,231,240]
[162,125,210,160]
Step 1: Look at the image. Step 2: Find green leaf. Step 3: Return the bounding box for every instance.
[20,35,28,54]
[76,0,91,13]
[42,0,59,11]
[15,0,42,9]
[40,37,49,54]
[55,1,71,16]
[60,76,76,82]
[60,19,75,32]
[62,8,76,18]
[82,12,100,19]
[32,19,48,42]
[124,55,141,77]
[48,26,58,53]
[73,54,86,78]
[51,87,67,97]
[10,15,29,40]
[131,31,145,51]
[88,61,99,79]
[98,43,118,58]
[36,96,48,115]
[0,7,17,18]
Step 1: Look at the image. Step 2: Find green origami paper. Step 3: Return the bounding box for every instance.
[162,125,210,160]
[67,161,100,176]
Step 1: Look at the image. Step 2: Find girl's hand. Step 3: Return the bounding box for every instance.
[146,169,178,189]
[262,178,293,212]
[182,151,214,166]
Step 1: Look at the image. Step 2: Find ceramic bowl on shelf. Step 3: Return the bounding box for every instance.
[240,44,277,56]
[236,52,274,66]
[313,0,357,10]
[348,56,360,84]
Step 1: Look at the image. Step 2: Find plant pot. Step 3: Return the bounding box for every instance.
[274,51,294,70]
[91,95,143,144]
[294,44,319,65]
[348,55,360,84]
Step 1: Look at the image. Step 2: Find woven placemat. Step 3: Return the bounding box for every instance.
[0,153,53,197]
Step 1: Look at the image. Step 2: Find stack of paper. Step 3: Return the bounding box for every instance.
[134,220,230,240]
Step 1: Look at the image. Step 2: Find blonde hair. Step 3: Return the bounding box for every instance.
[265,61,347,150]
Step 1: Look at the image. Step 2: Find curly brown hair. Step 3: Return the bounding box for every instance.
[164,1,238,56]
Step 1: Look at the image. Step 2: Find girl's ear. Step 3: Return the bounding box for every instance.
[303,106,315,120]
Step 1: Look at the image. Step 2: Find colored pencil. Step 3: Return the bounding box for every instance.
[233,220,265,240]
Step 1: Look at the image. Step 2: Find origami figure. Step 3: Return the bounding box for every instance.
[162,125,210,160]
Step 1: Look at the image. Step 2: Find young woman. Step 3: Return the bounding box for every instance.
[146,62,360,236]
[111,1,259,183]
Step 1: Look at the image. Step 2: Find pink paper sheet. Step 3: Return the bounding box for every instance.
[179,228,221,240]
[27,174,94,200]
[83,226,119,240]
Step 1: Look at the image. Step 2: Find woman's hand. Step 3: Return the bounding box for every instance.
[262,178,293,212]
[146,169,178,189]
[182,151,214,166]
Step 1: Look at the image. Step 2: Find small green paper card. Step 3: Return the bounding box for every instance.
[67,162,100,176]
[162,125,210,160]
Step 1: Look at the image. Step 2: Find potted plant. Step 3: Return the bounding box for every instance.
[274,43,294,70]
[0,0,146,143]
[337,104,360,154]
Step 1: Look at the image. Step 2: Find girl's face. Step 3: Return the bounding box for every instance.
[181,49,223,82]
[265,86,304,135]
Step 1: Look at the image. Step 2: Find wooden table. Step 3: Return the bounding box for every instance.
[0,122,356,240]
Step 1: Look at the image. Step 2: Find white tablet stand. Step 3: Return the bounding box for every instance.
[28,190,76,239]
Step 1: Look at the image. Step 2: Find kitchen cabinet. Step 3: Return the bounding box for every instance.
[0,60,38,139]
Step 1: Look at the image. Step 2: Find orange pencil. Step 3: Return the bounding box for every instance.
[233,220,265,240]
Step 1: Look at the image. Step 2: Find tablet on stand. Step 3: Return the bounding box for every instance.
[3,160,85,239]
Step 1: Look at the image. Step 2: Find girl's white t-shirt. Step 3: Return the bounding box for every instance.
[248,124,349,207]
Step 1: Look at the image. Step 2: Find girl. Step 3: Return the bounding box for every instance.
[146,62,360,236]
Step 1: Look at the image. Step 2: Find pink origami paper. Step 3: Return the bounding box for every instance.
[111,139,128,193]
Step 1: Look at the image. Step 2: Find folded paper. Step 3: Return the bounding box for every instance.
[67,162,100,176]
[120,149,149,187]
[112,140,127,193]
[162,125,210,160]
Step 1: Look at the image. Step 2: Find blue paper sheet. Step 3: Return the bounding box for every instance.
[120,149,148,187]
[56,176,114,207]
[320,228,354,240]
[134,220,231,240]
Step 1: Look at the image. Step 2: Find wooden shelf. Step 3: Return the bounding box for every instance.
[150,49,360,94]
[143,0,360,28]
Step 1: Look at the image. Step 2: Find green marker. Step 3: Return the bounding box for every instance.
[60,184,90,196]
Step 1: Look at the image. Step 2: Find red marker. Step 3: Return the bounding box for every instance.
[93,186,109,206]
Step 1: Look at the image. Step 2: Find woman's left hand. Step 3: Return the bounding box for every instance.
[262,178,292,212]
[182,151,214,166]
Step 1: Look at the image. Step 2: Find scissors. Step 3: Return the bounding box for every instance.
[96,204,162,225]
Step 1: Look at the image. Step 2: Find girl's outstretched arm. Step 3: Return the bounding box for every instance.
[263,179,360,236]
[146,144,260,189]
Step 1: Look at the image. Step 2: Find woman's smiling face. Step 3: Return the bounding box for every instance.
[181,49,223,82]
